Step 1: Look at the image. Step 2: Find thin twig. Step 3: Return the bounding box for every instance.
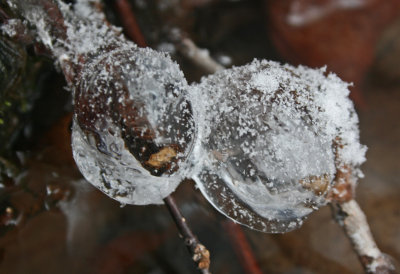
[111,0,223,74]
[0,6,11,22]
[113,0,147,47]
[329,142,395,273]
[175,37,224,74]
[167,28,266,274]
[331,200,395,273]
[164,195,211,274]
[222,220,263,274]
[170,33,266,273]
[174,36,266,274]
[110,5,212,272]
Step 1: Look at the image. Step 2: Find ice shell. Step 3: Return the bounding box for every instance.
[14,0,196,205]
[189,59,366,233]
[72,47,195,205]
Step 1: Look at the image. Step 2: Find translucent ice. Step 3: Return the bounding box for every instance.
[189,59,366,233]
[12,0,367,230]
[12,0,195,205]
[71,47,195,205]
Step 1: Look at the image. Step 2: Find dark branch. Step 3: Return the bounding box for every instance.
[222,220,262,274]
[164,195,211,273]
[113,0,147,48]
[110,4,212,271]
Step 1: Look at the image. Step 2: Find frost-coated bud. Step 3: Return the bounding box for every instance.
[190,59,366,233]
[72,46,195,205]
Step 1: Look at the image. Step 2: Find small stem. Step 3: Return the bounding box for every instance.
[112,0,223,74]
[172,36,264,273]
[111,4,211,271]
[330,144,395,273]
[175,37,224,74]
[0,6,11,22]
[163,195,211,274]
[170,36,264,273]
[164,32,262,274]
[331,200,395,273]
[222,220,262,274]
[113,0,147,47]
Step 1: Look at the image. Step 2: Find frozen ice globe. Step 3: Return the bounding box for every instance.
[10,0,196,205]
[190,60,366,233]
[72,46,195,205]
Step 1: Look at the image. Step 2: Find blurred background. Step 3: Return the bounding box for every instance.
[1,0,400,273]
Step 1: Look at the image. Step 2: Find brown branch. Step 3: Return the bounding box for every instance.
[331,200,396,273]
[13,0,210,270]
[172,37,265,274]
[0,6,11,22]
[165,29,264,273]
[111,3,212,271]
[113,0,147,48]
[33,0,68,41]
[222,220,262,274]
[170,34,265,273]
[111,0,223,74]
[163,195,211,274]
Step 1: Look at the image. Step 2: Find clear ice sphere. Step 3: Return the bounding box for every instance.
[72,46,195,205]
[190,59,365,233]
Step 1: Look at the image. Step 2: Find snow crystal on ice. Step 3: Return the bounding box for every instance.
[0,19,19,37]
[13,0,195,205]
[13,0,125,65]
[251,71,279,93]
[189,59,366,233]
[71,46,195,205]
